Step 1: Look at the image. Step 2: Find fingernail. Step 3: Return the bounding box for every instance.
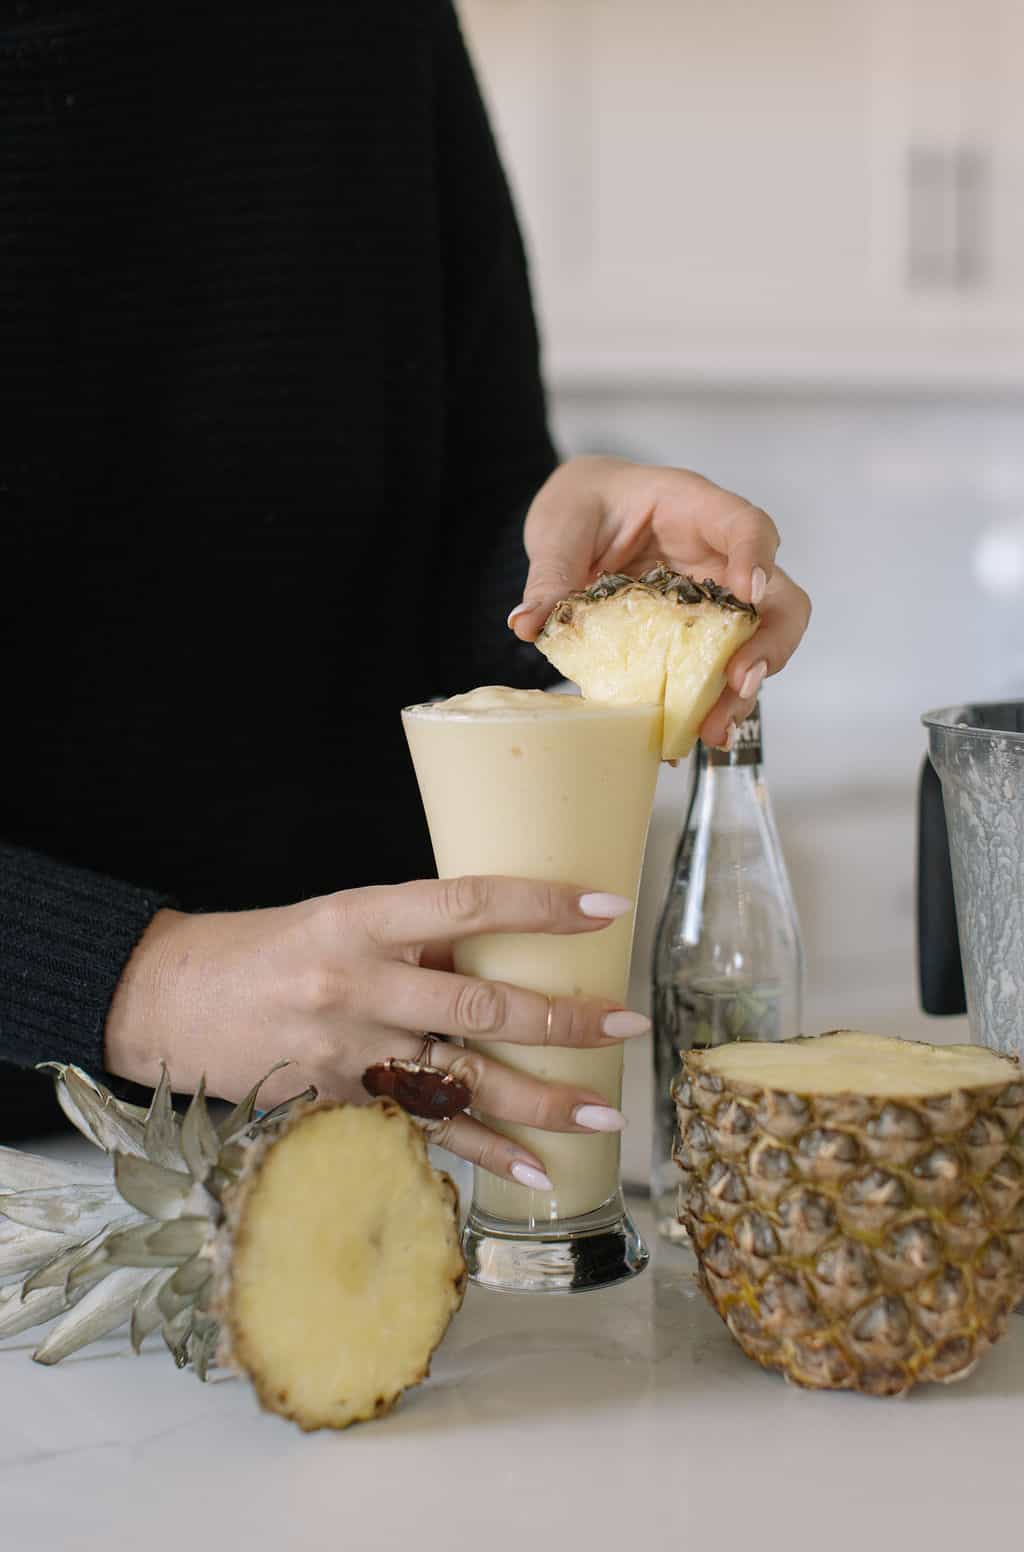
[507,603,531,627]
[510,1161,553,1191]
[574,1104,627,1133]
[717,722,736,753]
[739,659,768,700]
[601,1010,651,1039]
[751,566,767,607]
[579,892,632,919]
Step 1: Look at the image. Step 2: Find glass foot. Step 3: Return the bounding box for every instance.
[462,1193,649,1293]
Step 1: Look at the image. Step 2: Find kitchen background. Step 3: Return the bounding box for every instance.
[458,0,1023,1183]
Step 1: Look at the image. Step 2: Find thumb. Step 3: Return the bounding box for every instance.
[508,529,595,642]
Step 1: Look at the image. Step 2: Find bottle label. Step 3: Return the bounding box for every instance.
[708,700,762,766]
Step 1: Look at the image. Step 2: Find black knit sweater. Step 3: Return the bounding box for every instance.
[0,1,558,1133]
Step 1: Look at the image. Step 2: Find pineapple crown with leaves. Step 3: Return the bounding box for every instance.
[0,1063,314,1376]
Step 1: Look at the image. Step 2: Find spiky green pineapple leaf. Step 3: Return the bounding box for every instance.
[217,1060,291,1143]
[146,1217,208,1259]
[180,1081,219,1183]
[157,1275,191,1325]
[130,1269,175,1353]
[0,1219,78,1281]
[33,1266,152,1365]
[113,1152,194,1221]
[162,1304,193,1368]
[192,1314,220,1382]
[169,1254,212,1300]
[143,1066,185,1171]
[23,1218,139,1295]
[258,1086,317,1127]
[0,1282,77,1340]
[0,1145,105,1193]
[40,1064,148,1157]
[0,1182,123,1237]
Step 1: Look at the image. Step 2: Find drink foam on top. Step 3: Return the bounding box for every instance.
[404,687,656,719]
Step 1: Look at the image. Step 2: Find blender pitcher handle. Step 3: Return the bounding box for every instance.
[916,755,967,1016]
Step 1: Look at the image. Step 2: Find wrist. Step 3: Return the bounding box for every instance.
[103,907,189,1086]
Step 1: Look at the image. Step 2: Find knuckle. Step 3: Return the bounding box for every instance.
[530,880,561,921]
[454,979,506,1035]
[442,874,490,926]
[555,999,588,1049]
[759,508,781,549]
[475,1131,516,1177]
[526,1087,561,1130]
[295,963,347,1015]
[447,1050,485,1095]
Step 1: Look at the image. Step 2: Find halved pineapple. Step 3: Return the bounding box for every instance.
[0,1066,466,1432]
[222,1101,466,1431]
[536,567,759,758]
[674,1031,1024,1396]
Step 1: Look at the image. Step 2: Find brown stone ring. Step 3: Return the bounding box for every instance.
[361,1035,472,1121]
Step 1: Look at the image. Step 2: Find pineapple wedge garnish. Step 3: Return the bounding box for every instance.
[536,566,759,759]
[675,1031,1024,1396]
[0,1065,465,1432]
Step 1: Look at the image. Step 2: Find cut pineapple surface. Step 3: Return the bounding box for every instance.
[537,567,758,758]
[696,1030,1013,1095]
[0,1067,465,1433]
[225,1102,465,1432]
[675,1030,1024,1396]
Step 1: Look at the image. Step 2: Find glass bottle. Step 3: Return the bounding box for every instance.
[650,701,804,1243]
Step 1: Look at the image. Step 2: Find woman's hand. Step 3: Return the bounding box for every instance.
[509,455,812,750]
[104,878,650,1189]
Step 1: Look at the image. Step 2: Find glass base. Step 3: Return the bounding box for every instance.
[462,1192,649,1293]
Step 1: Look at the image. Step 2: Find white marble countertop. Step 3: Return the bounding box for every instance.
[2,1190,1022,1552]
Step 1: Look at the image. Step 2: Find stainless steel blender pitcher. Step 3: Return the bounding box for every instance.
[921,702,1024,1060]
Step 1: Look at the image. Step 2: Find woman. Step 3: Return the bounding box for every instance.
[0,2,810,1183]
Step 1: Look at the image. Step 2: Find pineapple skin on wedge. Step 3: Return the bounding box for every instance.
[537,567,759,759]
[673,1031,1024,1397]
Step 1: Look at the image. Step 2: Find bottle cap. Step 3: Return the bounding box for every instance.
[708,700,762,766]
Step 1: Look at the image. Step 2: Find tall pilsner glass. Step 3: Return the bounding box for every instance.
[402,688,661,1292]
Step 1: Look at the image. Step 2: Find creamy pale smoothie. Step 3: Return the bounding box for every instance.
[402,688,661,1223]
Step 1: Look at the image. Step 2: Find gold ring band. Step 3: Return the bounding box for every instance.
[545,996,554,1044]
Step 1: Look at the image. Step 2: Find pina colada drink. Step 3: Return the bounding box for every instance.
[402,688,661,1228]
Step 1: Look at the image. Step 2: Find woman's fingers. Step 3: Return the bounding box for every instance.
[699,565,812,749]
[420,1111,553,1189]
[431,1042,625,1135]
[349,875,633,949]
[377,1030,626,1138]
[375,964,650,1047]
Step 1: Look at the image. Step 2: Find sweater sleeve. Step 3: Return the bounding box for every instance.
[431,1,561,695]
[0,843,175,1074]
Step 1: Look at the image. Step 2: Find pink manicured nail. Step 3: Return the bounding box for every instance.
[579,892,632,919]
[751,567,767,607]
[602,1011,651,1039]
[574,1105,627,1132]
[507,603,531,627]
[739,660,768,700]
[511,1161,553,1191]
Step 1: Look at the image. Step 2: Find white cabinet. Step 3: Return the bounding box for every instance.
[459,0,1024,386]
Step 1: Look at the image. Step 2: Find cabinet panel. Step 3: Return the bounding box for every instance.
[459,0,1024,383]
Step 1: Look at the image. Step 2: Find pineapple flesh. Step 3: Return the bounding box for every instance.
[674,1031,1024,1396]
[536,567,759,759]
[0,1066,465,1431]
[222,1102,465,1431]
